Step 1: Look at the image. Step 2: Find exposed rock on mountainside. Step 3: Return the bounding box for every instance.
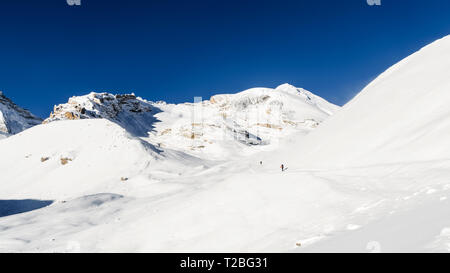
[44,92,159,137]
[45,92,152,122]
[0,91,42,135]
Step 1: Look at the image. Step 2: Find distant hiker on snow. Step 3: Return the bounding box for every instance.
[281,164,285,172]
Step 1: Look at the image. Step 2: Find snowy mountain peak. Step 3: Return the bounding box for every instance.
[275,83,299,92]
[0,91,42,135]
[43,92,158,137]
[149,84,339,157]
[275,83,315,96]
[45,92,151,122]
[275,83,339,115]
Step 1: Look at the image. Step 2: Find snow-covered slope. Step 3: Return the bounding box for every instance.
[0,91,42,135]
[0,118,215,201]
[268,35,450,252]
[0,119,158,199]
[285,35,450,169]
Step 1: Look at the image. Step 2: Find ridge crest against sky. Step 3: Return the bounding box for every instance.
[0,0,449,117]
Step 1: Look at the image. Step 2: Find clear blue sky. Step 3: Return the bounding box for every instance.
[0,0,449,117]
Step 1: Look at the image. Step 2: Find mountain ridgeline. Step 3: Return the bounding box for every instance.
[0,84,339,156]
[0,91,42,136]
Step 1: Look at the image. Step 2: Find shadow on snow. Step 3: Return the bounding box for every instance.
[0,199,53,218]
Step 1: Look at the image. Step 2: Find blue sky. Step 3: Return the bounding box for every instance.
[0,0,449,117]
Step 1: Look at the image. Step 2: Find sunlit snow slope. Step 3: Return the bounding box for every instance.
[279,35,450,252]
[286,35,450,169]
[0,119,158,199]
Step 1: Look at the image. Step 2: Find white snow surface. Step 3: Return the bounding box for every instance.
[284,35,450,169]
[1,35,450,253]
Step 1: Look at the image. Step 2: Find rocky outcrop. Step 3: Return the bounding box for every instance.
[0,91,42,135]
[43,92,159,137]
[44,92,152,123]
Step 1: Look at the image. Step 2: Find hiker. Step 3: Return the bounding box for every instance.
[281,164,284,172]
[260,161,263,165]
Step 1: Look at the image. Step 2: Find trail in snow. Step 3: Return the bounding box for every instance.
[2,152,449,252]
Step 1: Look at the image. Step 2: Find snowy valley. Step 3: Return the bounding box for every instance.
[1,35,450,253]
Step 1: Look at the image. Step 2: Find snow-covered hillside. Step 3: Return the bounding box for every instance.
[284,35,450,169]
[0,119,158,199]
[0,91,42,136]
[276,35,450,252]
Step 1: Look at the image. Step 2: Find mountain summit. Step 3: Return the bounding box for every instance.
[147,84,339,157]
[0,91,42,136]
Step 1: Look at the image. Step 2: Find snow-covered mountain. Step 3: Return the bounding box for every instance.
[0,91,42,136]
[1,35,450,253]
[148,84,338,158]
[43,84,338,158]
